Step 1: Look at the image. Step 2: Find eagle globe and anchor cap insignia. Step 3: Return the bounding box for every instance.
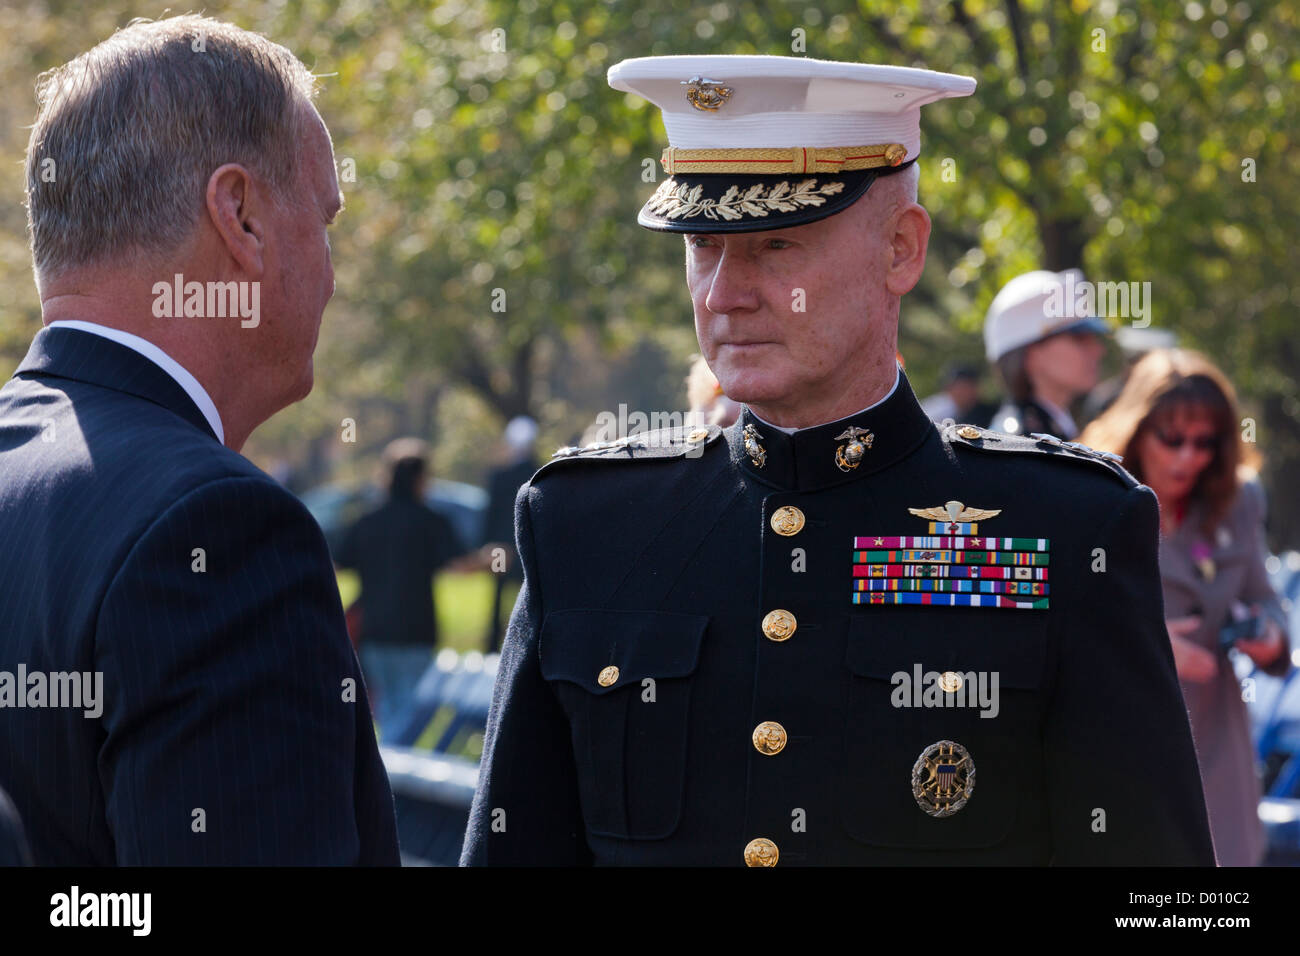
[852,501,1052,610]
[682,75,733,111]
[912,740,975,818]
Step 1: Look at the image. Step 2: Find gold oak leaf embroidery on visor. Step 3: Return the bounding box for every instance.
[647,178,847,221]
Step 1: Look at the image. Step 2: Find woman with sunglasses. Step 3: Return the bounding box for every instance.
[1080,348,1291,865]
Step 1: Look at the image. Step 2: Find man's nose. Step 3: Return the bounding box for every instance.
[703,248,761,315]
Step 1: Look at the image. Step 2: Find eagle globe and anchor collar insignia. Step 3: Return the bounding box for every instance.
[853,500,1051,610]
[912,740,975,817]
[729,368,934,492]
[834,426,874,471]
[743,424,767,468]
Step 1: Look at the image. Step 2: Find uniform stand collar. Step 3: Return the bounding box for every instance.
[725,369,935,492]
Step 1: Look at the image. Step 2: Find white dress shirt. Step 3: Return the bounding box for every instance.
[47,320,225,444]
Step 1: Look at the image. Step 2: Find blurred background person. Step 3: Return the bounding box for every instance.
[919,360,997,426]
[481,416,540,652]
[574,354,741,449]
[686,355,742,428]
[1080,348,1291,866]
[984,268,1109,439]
[336,437,470,736]
[1082,325,1179,422]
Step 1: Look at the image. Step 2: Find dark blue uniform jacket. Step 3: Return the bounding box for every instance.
[463,371,1215,865]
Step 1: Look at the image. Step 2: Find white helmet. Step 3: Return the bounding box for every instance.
[984,269,1110,362]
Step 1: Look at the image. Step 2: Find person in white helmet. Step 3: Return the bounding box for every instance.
[984,269,1109,440]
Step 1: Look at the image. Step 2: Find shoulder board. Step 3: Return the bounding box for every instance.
[540,423,725,472]
[943,422,1138,488]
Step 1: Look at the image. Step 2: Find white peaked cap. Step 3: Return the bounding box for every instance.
[608,55,977,160]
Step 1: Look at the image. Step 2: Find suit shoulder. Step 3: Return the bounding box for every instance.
[146,438,292,513]
[943,422,1140,491]
[151,472,317,535]
[531,423,726,482]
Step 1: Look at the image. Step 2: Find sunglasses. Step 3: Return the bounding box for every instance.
[1152,428,1218,451]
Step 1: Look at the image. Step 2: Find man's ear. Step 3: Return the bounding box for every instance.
[205,163,265,278]
[884,202,931,297]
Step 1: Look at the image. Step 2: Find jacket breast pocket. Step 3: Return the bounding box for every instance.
[840,610,1047,851]
[539,608,708,841]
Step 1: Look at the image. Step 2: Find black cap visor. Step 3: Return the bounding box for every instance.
[637,161,914,233]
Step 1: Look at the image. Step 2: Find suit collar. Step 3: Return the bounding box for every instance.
[12,325,220,443]
[725,368,935,492]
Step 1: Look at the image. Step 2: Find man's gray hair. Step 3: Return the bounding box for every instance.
[862,161,919,216]
[900,161,920,202]
[25,15,319,285]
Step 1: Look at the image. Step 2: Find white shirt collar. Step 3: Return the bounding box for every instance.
[1033,394,1077,439]
[749,363,901,435]
[47,320,225,444]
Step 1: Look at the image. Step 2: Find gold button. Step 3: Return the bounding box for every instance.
[744,838,779,867]
[686,427,709,443]
[752,721,788,755]
[939,671,963,693]
[597,665,620,687]
[761,609,797,642]
[770,505,805,536]
[956,425,982,440]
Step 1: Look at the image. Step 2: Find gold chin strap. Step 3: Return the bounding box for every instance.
[661,143,908,175]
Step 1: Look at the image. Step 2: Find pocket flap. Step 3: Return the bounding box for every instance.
[845,611,1046,689]
[539,608,709,694]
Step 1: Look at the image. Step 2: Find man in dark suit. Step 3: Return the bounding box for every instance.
[0,15,398,865]
[462,56,1215,866]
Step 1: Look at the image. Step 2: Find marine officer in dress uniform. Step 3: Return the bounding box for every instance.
[461,56,1215,866]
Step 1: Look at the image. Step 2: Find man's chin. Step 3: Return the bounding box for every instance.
[291,362,314,404]
[714,371,789,408]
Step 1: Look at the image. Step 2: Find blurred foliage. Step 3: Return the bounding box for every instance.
[1,0,1297,543]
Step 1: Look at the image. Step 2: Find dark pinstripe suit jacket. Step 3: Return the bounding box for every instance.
[0,783,32,865]
[0,326,400,865]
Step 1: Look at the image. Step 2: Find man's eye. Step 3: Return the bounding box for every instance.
[689,236,715,248]
[767,238,792,250]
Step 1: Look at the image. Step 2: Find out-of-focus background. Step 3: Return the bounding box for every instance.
[3,0,1298,548]
[3,0,1299,865]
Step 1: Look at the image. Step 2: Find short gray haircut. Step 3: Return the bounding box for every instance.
[899,160,920,202]
[25,15,319,285]
[879,161,920,204]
